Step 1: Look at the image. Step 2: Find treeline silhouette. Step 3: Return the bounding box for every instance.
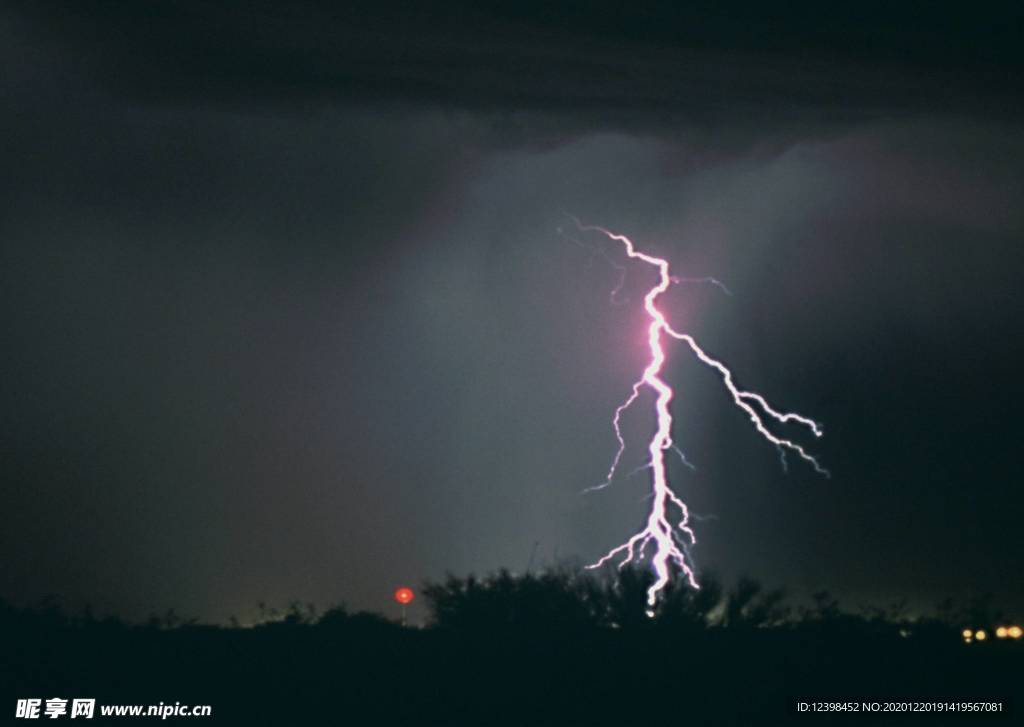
[1,568,1017,725]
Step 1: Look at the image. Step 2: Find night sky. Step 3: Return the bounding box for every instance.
[3,2,1023,624]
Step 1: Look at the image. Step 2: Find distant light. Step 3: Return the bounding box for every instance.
[961,629,973,638]
[1009,625,1022,639]
[394,587,415,605]
[996,627,1008,639]
[975,630,987,641]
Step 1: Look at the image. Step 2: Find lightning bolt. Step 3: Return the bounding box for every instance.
[571,218,828,614]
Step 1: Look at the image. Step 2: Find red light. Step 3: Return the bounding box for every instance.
[394,587,414,605]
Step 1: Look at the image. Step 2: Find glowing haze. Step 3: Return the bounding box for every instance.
[572,218,828,613]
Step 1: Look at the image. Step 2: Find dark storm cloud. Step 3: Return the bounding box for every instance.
[11,0,1024,138]
[2,3,1023,622]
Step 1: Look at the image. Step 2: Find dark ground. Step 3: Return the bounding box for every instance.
[2,571,1018,726]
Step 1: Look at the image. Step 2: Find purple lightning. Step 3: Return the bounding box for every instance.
[571,218,828,614]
